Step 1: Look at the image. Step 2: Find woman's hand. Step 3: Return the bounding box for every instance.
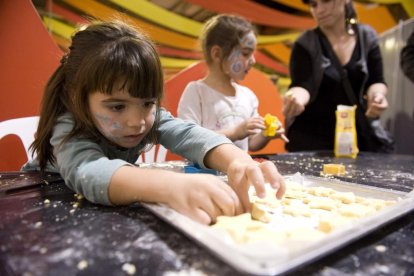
[365,83,388,118]
[282,87,310,118]
[365,93,388,118]
[226,159,285,213]
[167,174,242,225]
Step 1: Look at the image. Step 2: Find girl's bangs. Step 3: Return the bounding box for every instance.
[91,40,163,100]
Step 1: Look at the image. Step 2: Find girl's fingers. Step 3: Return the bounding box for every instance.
[245,165,266,199]
[227,164,251,213]
[183,207,212,225]
[259,161,286,199]
[212,184,239,216]
[239,189,251,213]
[200,199,222,224]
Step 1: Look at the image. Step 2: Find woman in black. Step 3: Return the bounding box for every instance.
[283,0,389,152]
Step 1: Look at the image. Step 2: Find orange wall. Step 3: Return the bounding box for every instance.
[0,0,62,170]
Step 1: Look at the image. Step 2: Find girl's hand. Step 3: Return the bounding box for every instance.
[226,159,285,212]
[282,88,310,118]
[234,117,265,140]
[263,121,289,143]
[167,174,242,225]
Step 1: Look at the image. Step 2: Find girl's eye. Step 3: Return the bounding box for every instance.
[109,104,125,112]
[144,101,156,108]
[242,50,253,58]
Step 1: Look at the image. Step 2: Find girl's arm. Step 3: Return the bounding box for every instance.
[109,166,242,225]
[109,142,286,222]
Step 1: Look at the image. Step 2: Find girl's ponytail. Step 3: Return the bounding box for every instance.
[31,63,68,171]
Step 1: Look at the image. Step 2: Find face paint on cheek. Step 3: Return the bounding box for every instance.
[94,113,124,142]
[227,47,246,80]
[231,61,243,74]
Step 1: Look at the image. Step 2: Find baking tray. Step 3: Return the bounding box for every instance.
[143,174,414,275]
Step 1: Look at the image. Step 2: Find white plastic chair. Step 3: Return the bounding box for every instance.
[135,144,167,164]
[0,116,40,161]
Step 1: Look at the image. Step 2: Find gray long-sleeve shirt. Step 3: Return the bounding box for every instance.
[22,109,231,205]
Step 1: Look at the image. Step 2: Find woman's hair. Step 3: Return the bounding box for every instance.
[201,14,256,64]
[31,20,164,171]
[302,0,358,35]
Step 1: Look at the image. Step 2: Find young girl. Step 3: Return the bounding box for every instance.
[177,14,286,152]
[22,20,285,225]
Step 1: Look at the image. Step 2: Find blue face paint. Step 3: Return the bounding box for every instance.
[226,31,257,81]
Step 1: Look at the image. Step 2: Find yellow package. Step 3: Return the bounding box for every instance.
[263,113,280,137]
[334,105,358,158]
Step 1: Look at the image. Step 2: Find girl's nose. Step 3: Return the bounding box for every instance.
[127,109,145,128]
[249,55,256,66]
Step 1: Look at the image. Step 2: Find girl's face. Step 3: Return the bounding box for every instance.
[89,89,156,148]
[224,31,257,81]
[309,0,346,28]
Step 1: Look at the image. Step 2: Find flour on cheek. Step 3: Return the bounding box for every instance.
[94,113,123,143]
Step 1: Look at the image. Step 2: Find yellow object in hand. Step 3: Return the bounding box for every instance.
[263,113,280,137]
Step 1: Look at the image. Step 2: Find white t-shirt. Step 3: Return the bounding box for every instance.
[177,80,259,151]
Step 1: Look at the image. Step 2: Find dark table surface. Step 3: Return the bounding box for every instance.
[1,151,414,276]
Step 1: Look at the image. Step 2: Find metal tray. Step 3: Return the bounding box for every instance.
[143,174,414,275]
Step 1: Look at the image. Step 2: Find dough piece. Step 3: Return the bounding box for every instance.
[251,203,272,223]
[283,204,312,217]
[212,213,252,243]
[308,186,334,197]
[330,191,356,204]
[318,213,352,233]
[338,203,376,218]
[360,198,396,211]
[322,164,346,175]
[283,190,307,200]
[302,194,317,204]
[250,187,282,209]
[251,194,281,209]
[308,197,339,211]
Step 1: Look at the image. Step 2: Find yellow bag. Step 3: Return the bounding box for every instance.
[334,105,359,158]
